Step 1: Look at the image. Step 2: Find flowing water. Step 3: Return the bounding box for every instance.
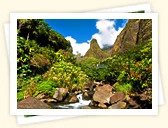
[52,93,91,109]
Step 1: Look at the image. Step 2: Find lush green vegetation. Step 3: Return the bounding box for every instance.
[44,61,89,91]
[17,19,152,102]
[78,40,152,94]
[102,41,152,92]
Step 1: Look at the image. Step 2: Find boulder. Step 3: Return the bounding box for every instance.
[110,92,125,104]
[69,95,79,103]
[17,97,51,109]
[53,88,68,101]
[119,101,127,109]
[98,103,107,109]
[36,93,46,100]
[83,91,92,100]
[125,95,131,101]
[108,101,127,109]
[89,100,98,107]
[47,99,57,103]
[127,98,139,108]
[84,81,94,91]
[93,84,112,104]
[83,91,89,98]
[40,98,57,103]
[74,90,82,95]
[40,99,48,103]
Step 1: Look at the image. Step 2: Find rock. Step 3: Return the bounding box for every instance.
[140,93,148,101]
[128,98,137,106]
[108,105,116,109]
[47,99,57,103]
[81,106,92,109]
[40,98,57,103]
[36,93,46,100]
[139,89,152,101]
[83,91,89,98]
[74,90,82,95]
[98,103,107,109]
[40,99,48,103]
[94,81,103,86]
[69,95,79,103]
[83,91,92,100]
[125,95,131,101]
[93,84,112,104]
[53,88,68,101]
[119,102,127,109]
[17,97,51,109]
[129,88,152,109]
[110,92,125,104]
[89,100,98,107]
[108,101,127,109]
[84,81,93,91]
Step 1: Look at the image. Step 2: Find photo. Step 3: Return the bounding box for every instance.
[10,13,158,115]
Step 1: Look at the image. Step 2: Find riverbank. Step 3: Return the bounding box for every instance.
[18,81,152,109]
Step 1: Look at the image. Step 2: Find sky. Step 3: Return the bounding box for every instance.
[45,19,128,55]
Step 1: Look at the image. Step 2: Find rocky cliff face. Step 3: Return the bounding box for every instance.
[84,39,108,59]
[110,19,152,54]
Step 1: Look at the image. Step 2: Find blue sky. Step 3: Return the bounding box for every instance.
[45,19,128,55]
[45,19,97,43]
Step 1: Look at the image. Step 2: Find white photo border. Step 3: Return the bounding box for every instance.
[15,4,161,124]
[10,13,158,115]
[89,3,151,13]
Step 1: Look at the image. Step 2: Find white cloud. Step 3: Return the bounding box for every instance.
[96,19,115,32]
[66,19,127,55]
[91,19,125,48]
[65,36,90,56]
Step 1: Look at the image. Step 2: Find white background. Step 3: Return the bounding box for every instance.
[0,0,167,127]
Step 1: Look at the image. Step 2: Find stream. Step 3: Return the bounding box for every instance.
[52,94,91,109]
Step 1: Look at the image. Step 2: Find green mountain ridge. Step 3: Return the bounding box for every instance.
[110,19,152,54]
[84,19,152,60]
[84,39,109,59]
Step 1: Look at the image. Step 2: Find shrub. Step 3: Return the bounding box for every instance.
[44,61,89,91]
[17,37,32,78]
[17,75,43,100]
[54,49,76,63]
[99,40,152,93]
[30,53,51,74]
[77,57,100,80]
[17,91,24,101]
[114,82,132,94]
[30,54,50,68]
[35,80,57,96]
[24,78,37,98]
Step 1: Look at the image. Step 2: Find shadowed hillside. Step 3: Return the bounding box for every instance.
[110,19,152,54]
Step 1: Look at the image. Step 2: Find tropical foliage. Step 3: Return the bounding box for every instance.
[17,19,152,102]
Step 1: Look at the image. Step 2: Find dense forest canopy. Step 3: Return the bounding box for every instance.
[17,19,152,109]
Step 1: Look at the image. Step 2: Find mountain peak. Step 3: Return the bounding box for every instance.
[90,38,100,49]
[84,39,109,59]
